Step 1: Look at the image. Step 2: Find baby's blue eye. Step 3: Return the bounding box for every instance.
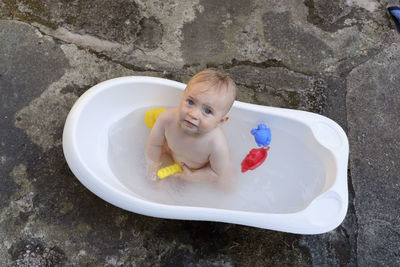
[187,99,194,105]
[204,108,212,114]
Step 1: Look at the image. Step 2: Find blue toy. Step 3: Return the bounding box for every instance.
[251,124,271,147]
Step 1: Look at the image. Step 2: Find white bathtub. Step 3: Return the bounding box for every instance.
[62,76,349,234]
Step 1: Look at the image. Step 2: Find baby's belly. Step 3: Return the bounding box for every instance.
[171,152,208,170]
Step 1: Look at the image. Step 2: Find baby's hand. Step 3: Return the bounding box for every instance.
[146,161,161,181]
[175,163,194,181]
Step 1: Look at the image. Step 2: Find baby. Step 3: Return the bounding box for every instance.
[145,69,236,190]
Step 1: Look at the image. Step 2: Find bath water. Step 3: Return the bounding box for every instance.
[108,106,325,214]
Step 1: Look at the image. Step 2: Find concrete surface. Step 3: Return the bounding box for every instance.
[1,0,400,265]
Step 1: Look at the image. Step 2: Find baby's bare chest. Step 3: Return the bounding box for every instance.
[165,129,211,164]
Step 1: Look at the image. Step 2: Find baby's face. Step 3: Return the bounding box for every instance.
[178,82,230,135]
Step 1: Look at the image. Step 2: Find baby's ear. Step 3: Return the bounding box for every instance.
[219,116,229,125]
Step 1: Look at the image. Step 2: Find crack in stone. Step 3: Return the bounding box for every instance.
[13,20,162,75]
[338,47,382,76]
[207,58,286,70]
[26,22,179,74]
[87,49,157,73]
[31,22,129,51]
[14,12,58,29]
[204,58,316,79]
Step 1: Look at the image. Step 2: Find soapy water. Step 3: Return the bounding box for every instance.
[108,106,325,214]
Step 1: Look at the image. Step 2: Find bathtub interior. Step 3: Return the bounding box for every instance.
[73,79,340,214]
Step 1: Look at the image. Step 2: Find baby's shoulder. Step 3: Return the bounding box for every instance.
[157,108,176,124]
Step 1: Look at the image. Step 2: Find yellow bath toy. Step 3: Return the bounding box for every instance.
[157,163,183,179]
[145,108,166,129]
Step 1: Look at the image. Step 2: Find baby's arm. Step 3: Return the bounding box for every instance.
[145,111,169,179]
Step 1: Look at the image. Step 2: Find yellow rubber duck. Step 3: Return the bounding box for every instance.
[145,108,166,129]
[145,108,184,179]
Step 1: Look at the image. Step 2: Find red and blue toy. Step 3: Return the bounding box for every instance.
[241,123,271,173]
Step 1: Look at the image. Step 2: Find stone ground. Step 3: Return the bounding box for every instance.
[1,0,400,266]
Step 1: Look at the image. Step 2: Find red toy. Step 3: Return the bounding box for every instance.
[241,147,270,173]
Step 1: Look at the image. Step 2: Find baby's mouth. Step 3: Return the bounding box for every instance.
[184,119,197,127]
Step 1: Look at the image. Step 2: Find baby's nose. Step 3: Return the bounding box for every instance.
[189,108,200,119]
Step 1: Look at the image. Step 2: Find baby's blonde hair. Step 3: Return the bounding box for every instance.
[186,69,236,114]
